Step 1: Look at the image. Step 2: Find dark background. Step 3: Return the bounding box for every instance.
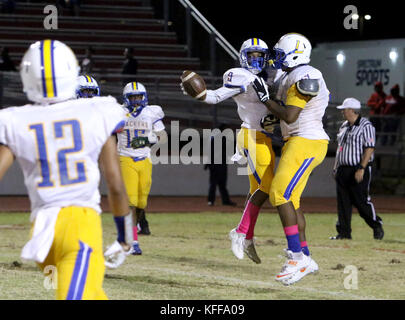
[187,0,403,46]
[152,0,404,74]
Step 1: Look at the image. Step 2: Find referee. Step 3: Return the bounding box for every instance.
[331,98,384,240]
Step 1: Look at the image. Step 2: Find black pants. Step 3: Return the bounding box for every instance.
[207,165,231,204]
[335,165,382,237]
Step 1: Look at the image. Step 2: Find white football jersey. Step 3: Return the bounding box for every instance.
[276,65,330,140]
[0,96,126,219]
[116,104,165,159]
[204,68,270,130]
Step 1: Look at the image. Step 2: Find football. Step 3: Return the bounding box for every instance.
[181,70,207,101]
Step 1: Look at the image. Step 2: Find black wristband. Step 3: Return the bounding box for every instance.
[356,164,365,170]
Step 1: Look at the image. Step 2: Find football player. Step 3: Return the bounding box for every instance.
[252,33,330,285]
[76,74,100,98]
[110,81,166,254]
[181,38,279,264]
[0,40,133,299]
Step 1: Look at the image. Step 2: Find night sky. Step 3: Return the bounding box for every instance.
[188,1,403,50]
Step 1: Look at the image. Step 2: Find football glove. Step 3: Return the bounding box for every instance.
[104,240,132,269]
[252,77,270,103]
[260,114,279,133]
[130,136,150,149]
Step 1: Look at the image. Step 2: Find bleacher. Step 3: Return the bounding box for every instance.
[1,1,204,75]
[0,0,240,130]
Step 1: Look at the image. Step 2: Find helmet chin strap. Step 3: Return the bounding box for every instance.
[128,102,145,115]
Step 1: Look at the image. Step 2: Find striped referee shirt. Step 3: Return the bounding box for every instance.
[336,115,376,167]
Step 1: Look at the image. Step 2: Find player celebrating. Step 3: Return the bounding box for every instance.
[76,74,100,98]
[252,33,330,285]
[0,40,133,299]
[113,81,166,253]
[181,38,278,264]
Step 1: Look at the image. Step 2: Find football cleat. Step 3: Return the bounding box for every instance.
[275,249,310,284]
[281,255,313,286]
[138,218,151,235]
[373,225,384,240]
[284,248,319,273]
[307,255,319,274]
[229,228,245,260]
[130,241,142,255]
[244,238,261,264]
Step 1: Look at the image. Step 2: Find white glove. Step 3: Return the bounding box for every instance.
[104,240,131,269]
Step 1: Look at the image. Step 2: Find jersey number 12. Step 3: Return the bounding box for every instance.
[29,119,86,188]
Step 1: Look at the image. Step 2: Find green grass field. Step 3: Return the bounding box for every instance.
[0,211,404,300]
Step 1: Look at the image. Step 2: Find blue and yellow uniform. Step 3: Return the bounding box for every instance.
[0,94,126,300]
[270,64,330,210]
[204,67,278,195]
[117,103,165,210]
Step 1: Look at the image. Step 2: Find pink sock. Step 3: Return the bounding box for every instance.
[284,224,299,236]
[133,226,138,242]
[236,201,260,239]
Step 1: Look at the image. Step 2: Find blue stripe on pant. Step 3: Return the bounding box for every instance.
[283,157,314,201]
[243,148,261,184]
[66,241,93,300]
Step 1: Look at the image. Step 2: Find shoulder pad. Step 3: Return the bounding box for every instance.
[296,79,320,97]
[148,105,165,119]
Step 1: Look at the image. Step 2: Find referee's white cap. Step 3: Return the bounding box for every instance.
[337,97,361,109]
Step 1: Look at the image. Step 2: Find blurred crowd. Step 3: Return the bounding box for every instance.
[367,81,405,146]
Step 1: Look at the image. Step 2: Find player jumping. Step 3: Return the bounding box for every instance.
[252,33,330,285]
[181,38,279,264]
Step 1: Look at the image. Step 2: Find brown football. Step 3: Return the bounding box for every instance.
[181,70,207,101]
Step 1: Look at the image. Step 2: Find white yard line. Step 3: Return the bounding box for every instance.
[134,265,380,300]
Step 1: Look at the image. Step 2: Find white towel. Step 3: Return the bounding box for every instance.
[21,207,61,263]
